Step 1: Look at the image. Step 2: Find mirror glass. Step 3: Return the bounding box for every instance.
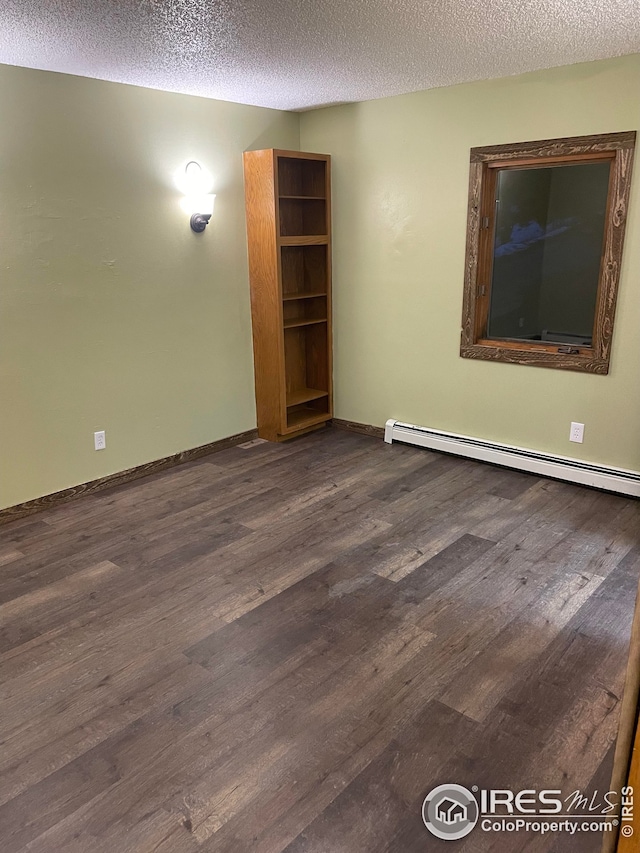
[487,162,611,345]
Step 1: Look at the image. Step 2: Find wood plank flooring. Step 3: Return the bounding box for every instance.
[0,427,638,852]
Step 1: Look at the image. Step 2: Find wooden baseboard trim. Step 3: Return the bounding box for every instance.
[331,418,385,440]
[0,428,259,525]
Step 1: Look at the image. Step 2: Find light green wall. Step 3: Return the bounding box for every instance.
[3,57,639,510]
[300,54,640,471]
[0,64,299,509]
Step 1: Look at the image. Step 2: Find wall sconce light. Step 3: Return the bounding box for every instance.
[176,160,216,233]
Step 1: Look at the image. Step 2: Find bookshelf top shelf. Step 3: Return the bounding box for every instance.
[279,195,326,200]
[277,155,327,199]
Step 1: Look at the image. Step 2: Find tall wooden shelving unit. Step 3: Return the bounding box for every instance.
[243,149,332,441]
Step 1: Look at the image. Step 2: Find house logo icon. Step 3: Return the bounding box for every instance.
[437,797,468,825]
[422,784,479,840]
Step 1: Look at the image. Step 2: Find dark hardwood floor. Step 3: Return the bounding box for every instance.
[0,427,638,852]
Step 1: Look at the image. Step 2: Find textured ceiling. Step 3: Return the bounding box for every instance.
[0,0,639,110]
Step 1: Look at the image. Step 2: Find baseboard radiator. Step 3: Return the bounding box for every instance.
[384,419,640,498]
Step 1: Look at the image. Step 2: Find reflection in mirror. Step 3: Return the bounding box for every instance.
[487,162,611,345]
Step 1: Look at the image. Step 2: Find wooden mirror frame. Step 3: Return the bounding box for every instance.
[460,131,636,374]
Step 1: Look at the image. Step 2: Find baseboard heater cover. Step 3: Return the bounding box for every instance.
[384,419,640,498]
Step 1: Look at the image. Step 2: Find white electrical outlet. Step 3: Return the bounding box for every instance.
[570,422,584,443]
[94,430,106,451]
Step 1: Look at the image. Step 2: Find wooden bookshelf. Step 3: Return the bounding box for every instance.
[243,149,333,441]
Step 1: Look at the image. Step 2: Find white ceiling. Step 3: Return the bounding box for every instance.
[0,0,639,111]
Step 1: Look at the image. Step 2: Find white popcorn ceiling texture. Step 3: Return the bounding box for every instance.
[0,0,639,110]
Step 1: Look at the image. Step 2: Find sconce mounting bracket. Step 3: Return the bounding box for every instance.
[190,213,212,233]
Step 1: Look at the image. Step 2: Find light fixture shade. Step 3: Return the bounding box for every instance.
[175,160,214,196]
[180,193,216,216]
